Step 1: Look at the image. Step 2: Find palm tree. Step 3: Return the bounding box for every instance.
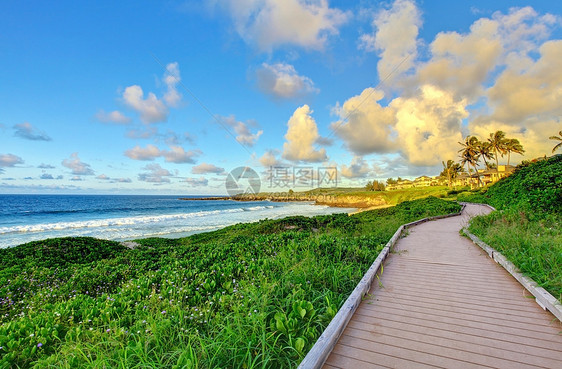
[458,136,483,187]
[479,141,496,170]
[550,131,562,153]
[487,131,506,174]
[504,138,525,166]
[441,160,463,188]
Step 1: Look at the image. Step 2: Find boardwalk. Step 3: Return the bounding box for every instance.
[323,204,562,369]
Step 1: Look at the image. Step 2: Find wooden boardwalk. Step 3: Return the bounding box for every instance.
[323,204,562,369]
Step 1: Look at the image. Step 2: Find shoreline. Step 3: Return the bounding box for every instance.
[180,193,389,211]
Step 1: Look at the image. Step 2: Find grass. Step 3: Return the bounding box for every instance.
[0,197,460,368]
[468,208,562,301]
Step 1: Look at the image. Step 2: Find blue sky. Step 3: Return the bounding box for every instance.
[1,0,561,195]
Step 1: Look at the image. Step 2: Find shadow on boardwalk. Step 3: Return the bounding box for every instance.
[324,204,562,369]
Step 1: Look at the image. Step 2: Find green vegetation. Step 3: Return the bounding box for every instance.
[0,197,460,368]
[306,185,450,203]
[460,155,561,301]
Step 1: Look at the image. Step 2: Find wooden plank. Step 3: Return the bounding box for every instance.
[346,318,562,360]
[344,323,562,367]
[359,298,559,335]
[354,304,562,348]
[328,345,439,369]
[365,290,557,324]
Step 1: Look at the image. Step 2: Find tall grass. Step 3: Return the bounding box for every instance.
[463,155,562,301]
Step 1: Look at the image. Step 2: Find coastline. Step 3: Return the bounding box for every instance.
[180,192,389,211]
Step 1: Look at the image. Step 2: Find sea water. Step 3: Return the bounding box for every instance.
[0,195,352,248]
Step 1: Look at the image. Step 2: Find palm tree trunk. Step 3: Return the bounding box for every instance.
[473,163,483,187]
[507,151,511,166]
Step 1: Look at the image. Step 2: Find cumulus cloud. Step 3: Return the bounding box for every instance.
[96,174,110,180]
[282,105,327,162]
[124,144,161,161]
[391,85,467,166]
[183,176,209,187]
[0,154,24,169]
[214,0,349,51]
[255,63,319,99]
[332,88,397,155]
[40,173,54,180]
[38,163,55,169]
[123,85,168,124]
[192,163,225,174]
[138,163,174,183]
[340,156,372,178]
[163,62,182,107]
[359,0,421,84]
[222,116,263,147]
[121,62,182,124]
[13,122,52,141]
[62,153,95,175]
[259,150,284,167]
[126,127,158,139]
[162,146,199,164]
[70,176,83,181]
[95,110,132,124]
[125,144,199,163]
[116,177,132,183]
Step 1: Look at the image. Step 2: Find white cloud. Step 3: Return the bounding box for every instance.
[162,146,199,164]
[95,110,132,124]
[40,173,54,180]
[282,105,327,162]
[121,62,183,124]
[0,154,24,169]
[222,116,263,147]
[126,127,158,139]
[332,88,397,155]
[125,144,200,163]
[258,150,284,167]
[183,176,209,187]
[163,62,182,107]
[124,144,161,161]
[116,177,132,183]
[96,174,110,180]
[70,176,83,181]
[340,156,372,179]
[38,163,55,169]
[123,85,168,124]
[214,0,349,51]
[13,122,52,141]
[62,153,94,175]
[192,163,225,174]
[359,0,421,84]
[138,163,173,183]
[391,85,467,166]
[255,62,318,99]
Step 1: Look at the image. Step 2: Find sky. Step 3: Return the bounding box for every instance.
[1,0,561,195]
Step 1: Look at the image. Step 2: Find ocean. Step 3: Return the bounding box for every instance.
[0,195,353,248]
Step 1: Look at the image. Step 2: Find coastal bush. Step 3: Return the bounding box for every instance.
[0,197,460,368]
